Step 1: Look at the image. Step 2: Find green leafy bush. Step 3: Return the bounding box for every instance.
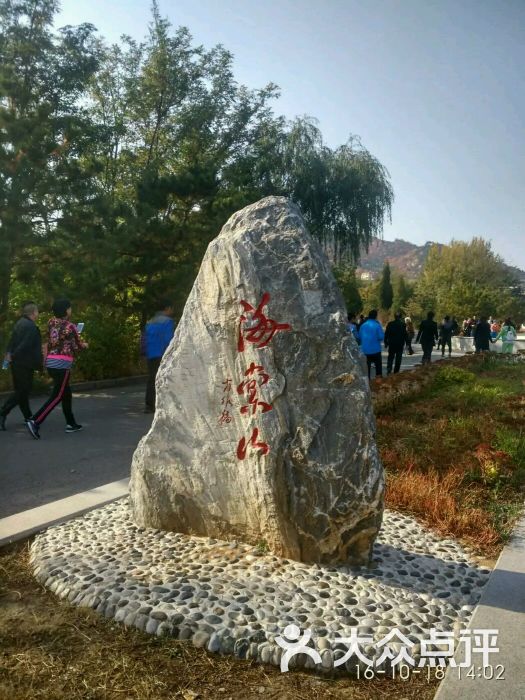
[73,308,145,381]
[0,306,146,390]
[433,365,476,386]
[494,427,525,488]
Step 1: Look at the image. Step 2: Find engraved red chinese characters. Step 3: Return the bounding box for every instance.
[218,378,234,425]
[218,409,232,425]
[238,292,291,352]
[236,427,270,459]
[237,362,272,415]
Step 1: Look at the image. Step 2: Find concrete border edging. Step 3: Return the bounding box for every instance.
[0,479,129,548]
[434,508,525,699]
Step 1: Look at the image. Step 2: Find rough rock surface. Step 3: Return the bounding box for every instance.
[130,196,384,564]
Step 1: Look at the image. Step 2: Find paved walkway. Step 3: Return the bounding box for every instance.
[0,385,152,519]
[379,347,464,374]
[435,513,525,699]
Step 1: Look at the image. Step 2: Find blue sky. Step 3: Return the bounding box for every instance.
[57,0,525,267]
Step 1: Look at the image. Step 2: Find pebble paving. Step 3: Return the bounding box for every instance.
[30,499,491,673]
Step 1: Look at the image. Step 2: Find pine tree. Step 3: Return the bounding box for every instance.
[0,0,100,328]
[392,273,413,312]
[1,1,396,339]
[378,261,394,310]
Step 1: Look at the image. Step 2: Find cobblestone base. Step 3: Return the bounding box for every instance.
[30,499,491,673]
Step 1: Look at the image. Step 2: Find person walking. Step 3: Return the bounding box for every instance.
[0,302,42,430]
[490,319,501,340]
[143,299,176,413]
[384,312,408,374]
[440,316,455,357]
[495,318,517,354]
[358,309,384,379]
[26,299,87,439]
[436,317,444,353]
[405,317,415,355]
[416,311,439,364]
[474,316,492,353]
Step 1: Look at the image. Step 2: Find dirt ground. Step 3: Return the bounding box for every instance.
[0,541,439,700]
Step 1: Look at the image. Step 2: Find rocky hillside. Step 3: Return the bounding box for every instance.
[356,238,439,280]
[356,237,525,285]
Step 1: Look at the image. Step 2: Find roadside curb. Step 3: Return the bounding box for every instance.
[434,507,525,699]
[69,374,147,393]
[0,479,129,548]
[0,374,147,401]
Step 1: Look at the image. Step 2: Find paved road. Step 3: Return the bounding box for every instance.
[0,346,463,520]
[378,346,465,374]
[0,386,152,519]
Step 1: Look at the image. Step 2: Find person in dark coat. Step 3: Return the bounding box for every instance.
[439,315,455,357]
[474,317,492,353]
[405,316,415,355]
[416,311,439,364]
[384,312,408,374]
[0,301,42,430]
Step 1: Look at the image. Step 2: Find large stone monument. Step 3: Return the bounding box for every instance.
[130,196,384,564]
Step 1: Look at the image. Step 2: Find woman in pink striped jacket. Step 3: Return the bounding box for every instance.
[26,299,88,439]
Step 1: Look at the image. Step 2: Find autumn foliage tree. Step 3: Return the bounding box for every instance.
[411,239,524,321]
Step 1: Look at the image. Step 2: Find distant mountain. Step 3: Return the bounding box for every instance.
[356,237,525,286]
[356,238,439,280]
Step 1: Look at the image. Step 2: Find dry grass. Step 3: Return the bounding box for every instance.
[376,355,525,557]
[386,467,499,548]
[0,543,439,700]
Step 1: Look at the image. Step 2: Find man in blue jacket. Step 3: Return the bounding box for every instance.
[358,309,385,379]
[143,300,176,413]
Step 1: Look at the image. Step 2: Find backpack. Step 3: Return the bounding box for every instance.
[504,326,516,342]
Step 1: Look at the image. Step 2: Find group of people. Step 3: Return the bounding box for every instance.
[468,316,518,354]
[1,298,176,438]
[346,310,520,379]
[461,316,519,353]
[347,310,443,378]
[0,300,87,438]
[1,297,520,430]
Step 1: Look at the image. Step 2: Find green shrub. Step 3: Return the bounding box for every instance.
[0,306,146,390]
[494,427,525,488]
[74,307,145,380]
[455,383,506,410]
[434,366,476,386]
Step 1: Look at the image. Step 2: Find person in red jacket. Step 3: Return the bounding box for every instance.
[26,299,88,439]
